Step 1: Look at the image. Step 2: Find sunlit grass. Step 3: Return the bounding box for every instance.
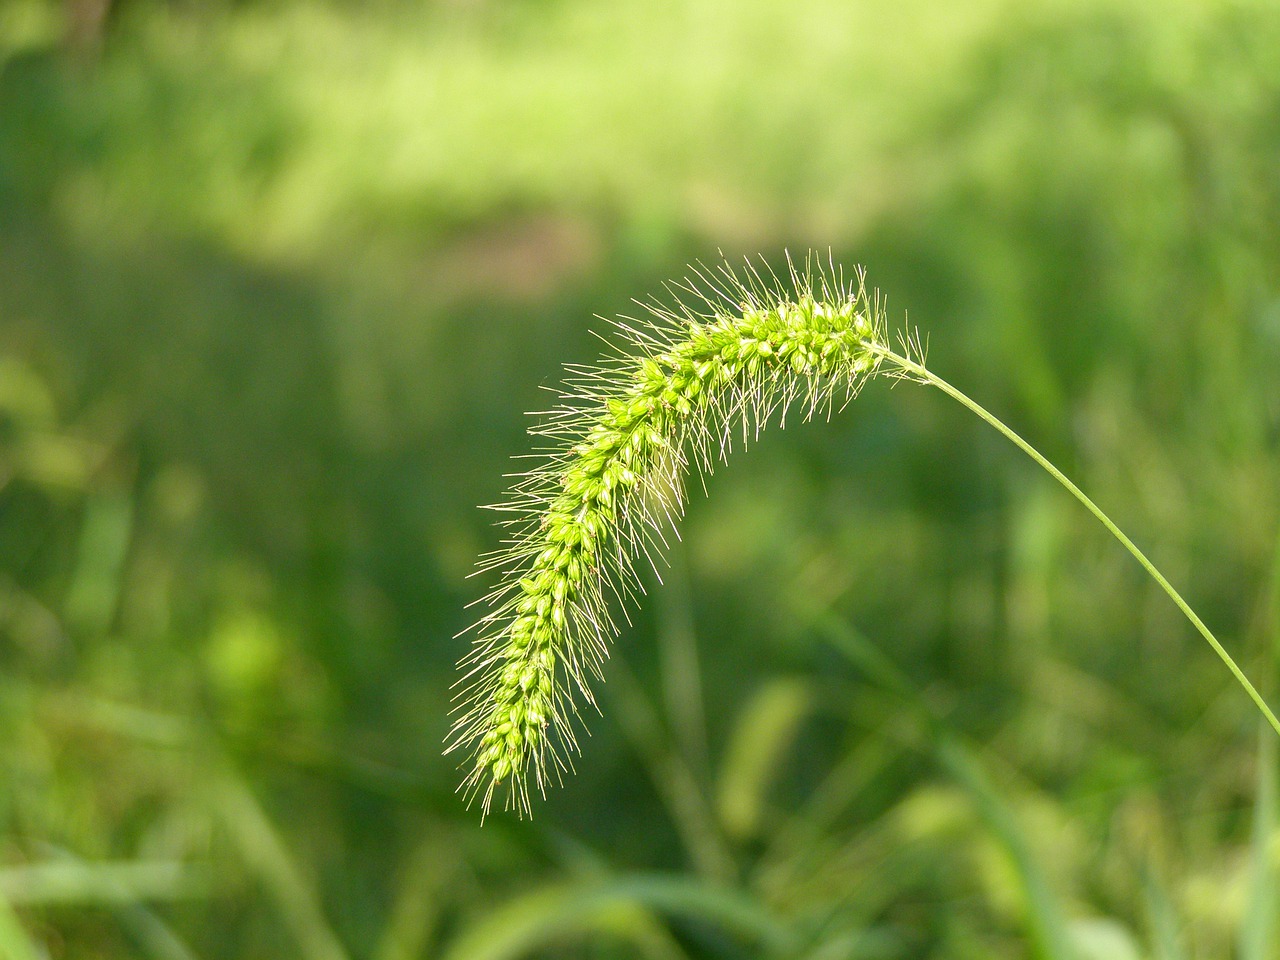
[2,0,1280,955]
[18,0,1274,267]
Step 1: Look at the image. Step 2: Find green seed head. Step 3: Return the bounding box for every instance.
[447,253,889,818]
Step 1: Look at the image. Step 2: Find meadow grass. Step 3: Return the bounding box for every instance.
[5,0,1280,954]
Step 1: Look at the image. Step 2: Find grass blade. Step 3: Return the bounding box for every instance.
[0,861,209,905]
[441,873,796,960]
[1142,869,1188,960]
[716,677,812,842]
[0,895,41,960]
[1241,724,1278,960]
[214,768,350,960]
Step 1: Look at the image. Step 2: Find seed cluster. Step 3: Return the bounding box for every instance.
[449,260,888,816]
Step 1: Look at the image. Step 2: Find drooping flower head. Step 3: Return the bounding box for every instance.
[447,254,891,817]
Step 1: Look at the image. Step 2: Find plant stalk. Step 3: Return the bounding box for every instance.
[873,343,1280,740]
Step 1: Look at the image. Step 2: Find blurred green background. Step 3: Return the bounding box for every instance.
[2,0,1280,956]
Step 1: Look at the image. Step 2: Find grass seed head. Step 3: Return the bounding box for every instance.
[448,253,888,817]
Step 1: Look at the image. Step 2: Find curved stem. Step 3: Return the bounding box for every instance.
[872,343,1280,740]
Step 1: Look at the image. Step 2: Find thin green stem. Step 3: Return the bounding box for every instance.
[872,343,1280,740]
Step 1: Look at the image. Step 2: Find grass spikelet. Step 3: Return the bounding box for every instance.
[447,253,888,816]
[450,251,1280,819]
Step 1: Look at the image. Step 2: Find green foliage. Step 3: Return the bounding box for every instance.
[2,0,1280,957]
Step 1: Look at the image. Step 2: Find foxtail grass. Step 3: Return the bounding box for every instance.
[448,253,1280,818]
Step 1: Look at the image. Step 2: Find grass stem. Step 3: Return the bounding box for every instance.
[873,343,1280,740]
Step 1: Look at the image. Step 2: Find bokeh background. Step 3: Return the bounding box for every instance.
[3,0,1280,956]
